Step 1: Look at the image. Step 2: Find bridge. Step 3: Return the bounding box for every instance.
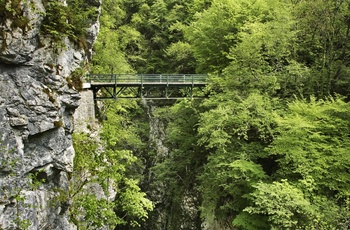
[84,74,208,100]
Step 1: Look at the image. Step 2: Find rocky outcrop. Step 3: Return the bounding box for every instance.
[73,90,95,133]
[0,0,100,229]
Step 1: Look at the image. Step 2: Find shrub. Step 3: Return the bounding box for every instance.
[41,0,99,47]
[67,68,84,91]
[0,0,30,30]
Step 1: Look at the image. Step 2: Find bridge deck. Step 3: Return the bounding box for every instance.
[85,74,208,99]
[87,74,207,84]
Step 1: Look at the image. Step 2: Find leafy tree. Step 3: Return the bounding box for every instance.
[196,92,277,227]
[165,41,196,73]
[265,97,350,228]
[185,0,240,73]
[292,0,350,98]
[269,97,350,197]
[221,0,301,97]
[244,180,314,229]
[91,0,210,74]
[200,156,268,228]
[90,0,136,73]
[198,92,277,147]
[70,100,153,229]
[222,96,350,229]
[70,132,123,228]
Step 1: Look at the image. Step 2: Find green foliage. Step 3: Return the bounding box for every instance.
[198,92,277,148]
[149,100,206,229]
[71,100,153,229]
[185,0,240,73]
[1,172,46,230]
[196,94,350,228]
[269,97,350,196]
[28,170,46,190]
[70,194,124,228]
[115,178,154,227]
[88,0,350,229]
[41,0,98,46]
[165,41,196,73]
[0,142,17,173]
[199,146,268,225]
[53,120,63,128]
[245,180,313,229]
[67,67,84,91]
[232,212,269,230]
[0,0,30,30]
[293,0,350,97]
[90,0,136,73]
[66,0,99,41]
[90,26,136,73]
[41,1,74,40]
[100,100,145,150]
[263,96,350,228]
[221,0,298,96]
[11,188,30,230]
[72,132,99,176]
[91,0,205,73]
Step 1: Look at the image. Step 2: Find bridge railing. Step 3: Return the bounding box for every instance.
[86,74,208,84]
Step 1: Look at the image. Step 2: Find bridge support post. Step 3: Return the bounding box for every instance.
[113,85,116,99]
[92,87,97,100]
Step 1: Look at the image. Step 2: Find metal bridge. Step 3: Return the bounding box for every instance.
[84,74,208,99]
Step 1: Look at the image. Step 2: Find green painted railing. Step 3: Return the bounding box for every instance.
[86,74,208,84]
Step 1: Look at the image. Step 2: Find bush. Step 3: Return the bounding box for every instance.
[0,0,30,30]
[67,68,84,91]
[41,0,99,47]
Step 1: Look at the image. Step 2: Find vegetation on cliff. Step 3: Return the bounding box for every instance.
[41,0,99,47]
[71,100,153,229]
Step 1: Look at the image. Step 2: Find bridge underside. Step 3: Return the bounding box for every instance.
[91,83,207,100]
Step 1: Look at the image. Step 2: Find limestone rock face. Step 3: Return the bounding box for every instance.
[0,1,100,229]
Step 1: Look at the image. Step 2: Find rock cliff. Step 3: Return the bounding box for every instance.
[0,0,100,229]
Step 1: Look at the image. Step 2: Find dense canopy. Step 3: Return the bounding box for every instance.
[77,0,350,229]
